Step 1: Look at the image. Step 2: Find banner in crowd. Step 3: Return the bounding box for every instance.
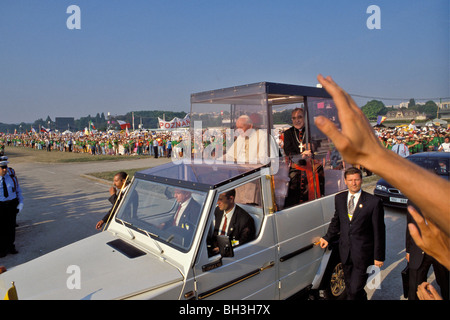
[158,115,190,129]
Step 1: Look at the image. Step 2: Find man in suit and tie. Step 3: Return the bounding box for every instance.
[212,189,255,252]
[161,189,201,230]
[319,167,386,300]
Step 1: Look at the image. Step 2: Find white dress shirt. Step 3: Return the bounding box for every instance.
[174,198,191,226]
[217,205,236,236]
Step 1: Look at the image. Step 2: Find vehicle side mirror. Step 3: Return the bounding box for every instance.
[217,235,234,258]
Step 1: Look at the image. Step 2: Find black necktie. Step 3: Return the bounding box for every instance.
[2,177,8,198]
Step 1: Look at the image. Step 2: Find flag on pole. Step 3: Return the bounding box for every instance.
[4,282,18,300]
[377,116,387,125]
[117,120,131,130]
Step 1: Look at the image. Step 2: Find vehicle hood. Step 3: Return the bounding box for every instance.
[376,178,392,187]
[0,232,183,300]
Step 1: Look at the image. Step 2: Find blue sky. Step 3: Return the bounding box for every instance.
[1,0,448,124]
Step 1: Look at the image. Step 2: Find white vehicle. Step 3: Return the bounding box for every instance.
[1,82,349,300]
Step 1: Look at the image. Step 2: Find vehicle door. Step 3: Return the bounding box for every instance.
[192,172,278,299]
[273,96,346,299]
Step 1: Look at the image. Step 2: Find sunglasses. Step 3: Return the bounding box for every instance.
[0,166,7,170]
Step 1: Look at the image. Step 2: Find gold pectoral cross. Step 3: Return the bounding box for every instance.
[299,142,304,153]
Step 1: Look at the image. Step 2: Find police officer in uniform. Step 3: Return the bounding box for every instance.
[0,156,24,257]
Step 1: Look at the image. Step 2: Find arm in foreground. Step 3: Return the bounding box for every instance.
[314,74,450,238]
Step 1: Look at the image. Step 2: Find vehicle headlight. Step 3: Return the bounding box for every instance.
[375,185,387,192]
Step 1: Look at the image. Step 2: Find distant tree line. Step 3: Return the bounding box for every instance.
[0,110,188,133]
[0,100,440,134]
[361,99,439,121]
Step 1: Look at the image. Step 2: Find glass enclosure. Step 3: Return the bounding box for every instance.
[189,82,349,210]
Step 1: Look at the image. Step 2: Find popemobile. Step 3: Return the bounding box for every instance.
[1,81,352,300]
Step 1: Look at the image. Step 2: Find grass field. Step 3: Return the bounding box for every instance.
[4,146,157,181]
[3,145,153,164]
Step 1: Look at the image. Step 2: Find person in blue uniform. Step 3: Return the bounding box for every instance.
[0,156,24,257]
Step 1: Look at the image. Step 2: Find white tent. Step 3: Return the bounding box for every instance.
[425,118,448,126]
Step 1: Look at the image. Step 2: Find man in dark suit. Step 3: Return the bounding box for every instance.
[319,167,385,300]
[406,203,449,300]
[96,171,129,230]
[213,189,255,249]
[162,189,201,230]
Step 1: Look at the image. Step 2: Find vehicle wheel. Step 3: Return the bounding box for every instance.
[323,261,346,300]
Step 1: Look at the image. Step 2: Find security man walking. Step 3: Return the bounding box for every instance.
[0,156,24,257]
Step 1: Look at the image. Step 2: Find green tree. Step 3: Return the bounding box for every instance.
[418,101,438,118]
[361,100,387,120]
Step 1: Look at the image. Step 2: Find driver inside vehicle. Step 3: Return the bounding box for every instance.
[209,189,255,256]
[160,189,201,231]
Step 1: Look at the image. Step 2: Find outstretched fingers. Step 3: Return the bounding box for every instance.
[317,75,360,121]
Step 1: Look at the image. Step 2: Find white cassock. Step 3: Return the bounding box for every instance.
[225,129,278,165]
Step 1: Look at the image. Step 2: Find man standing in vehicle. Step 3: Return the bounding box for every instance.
[319,167,385,300]
[283,108,318,206]
[225,115,277,165]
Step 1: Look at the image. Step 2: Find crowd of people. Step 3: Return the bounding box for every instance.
[0,130,182,158]
[374,122,450,156]
[1,119,448,161]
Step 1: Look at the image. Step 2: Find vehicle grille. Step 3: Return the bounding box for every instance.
[388,188,402,195]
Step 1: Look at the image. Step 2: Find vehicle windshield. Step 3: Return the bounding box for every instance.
[115,178,208,252]
[409,157,449,177]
